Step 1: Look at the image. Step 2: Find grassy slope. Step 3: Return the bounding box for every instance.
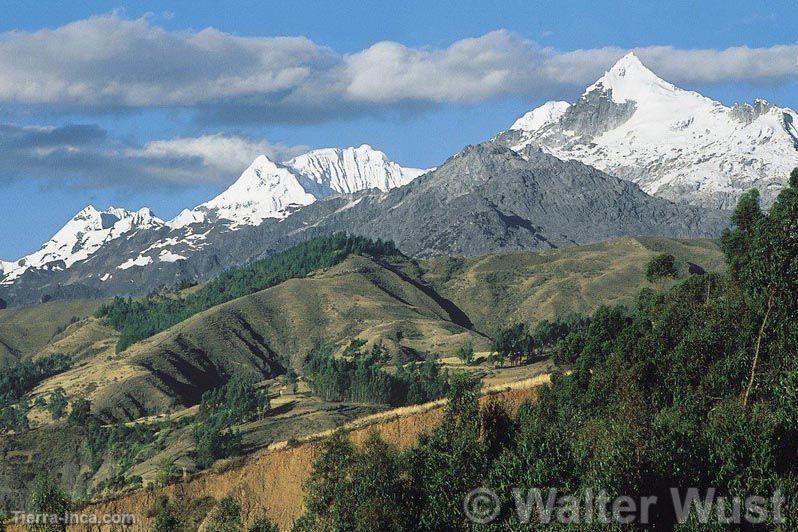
[2,237,728,508]
[83,255,489,421]
[421,236,725,335]
[0,299,104,368]
[22,238,725,424]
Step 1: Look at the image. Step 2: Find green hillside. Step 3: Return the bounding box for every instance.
[91,254,489,421]
[420,236,725,335]
[0,299,104,368]
[295,178,798,530]
[0,232,736,509]
[97,233,400,352]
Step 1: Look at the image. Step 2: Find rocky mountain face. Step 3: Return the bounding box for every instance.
[497,53,798,209]
[0,145,423,297]
[0,206,164,285]
[169,144,424,229]
[0,142,729,305]
[251,143,729,257]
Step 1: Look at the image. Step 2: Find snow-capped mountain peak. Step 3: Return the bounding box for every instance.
[511,101,570,131]
[501,53,798,209]
[167,145,424,230]
[286,144,424,194]
[0,143,423,291]
[587,52,679,103]
[180,155,319,228]
[1,205,164,284]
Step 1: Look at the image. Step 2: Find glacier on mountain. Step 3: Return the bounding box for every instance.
[502,52,798,209]
[0,145,423,285]
[0,206,164,284]
[287,144,424,194]
[168,145,425,229]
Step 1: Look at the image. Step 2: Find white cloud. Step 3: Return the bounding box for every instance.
[0,124,306,187]
[343,31,546,104]
[0,15,796,122]
[135,135,308,181]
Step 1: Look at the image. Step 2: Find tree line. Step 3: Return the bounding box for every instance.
[96,233,401,352]
[304,344,450,407]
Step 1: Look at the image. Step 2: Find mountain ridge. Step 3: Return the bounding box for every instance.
[0,141,731,305]
[1,145,423,288]
[499,52,798,209]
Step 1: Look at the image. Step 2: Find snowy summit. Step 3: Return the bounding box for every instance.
[503,52,798,209]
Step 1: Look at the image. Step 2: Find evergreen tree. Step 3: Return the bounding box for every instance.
[207,497,242,532]
[456,342,474,365]
[248,518,279,532]
[151,496,179,532]
[493,323,534,366]
[67,398,91,425]
[645,252,678,283]
[29,475,71,532]
[47,388,68,420]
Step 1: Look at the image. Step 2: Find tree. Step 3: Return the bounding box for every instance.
[493,324,534,366]
[29,475,71,532]
[645,253,678,283]
[194,421,241,470]
[407,373,488,530]
[67,398,91,425]
[151,496,179,532]
[248,517,279,532]
[3,401,30,433]
[154,458,178,487]
[207,497,242,532]
[295,431,356,530]
[47,389,68,420]
[283,367,298,394]
[456,341,475,365]
[724,177,798,406]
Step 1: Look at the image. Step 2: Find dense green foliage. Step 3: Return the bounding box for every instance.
[67,397,92,425]
[295,374,490,531]
[456,341,475,365]
[0,354,70,405]
[296,177,798,529]
[0,354,70,432]
[193,374,270,469]
[492,323,535,366]
[304,344,449,407]
[46,388,68,420]
[96,233,401,352]
[0,400,29,432]
[84,419,162,473]
[207,497,243,532]
[645,252,679,282]
[151,496,180,532]
[28,475,72,532]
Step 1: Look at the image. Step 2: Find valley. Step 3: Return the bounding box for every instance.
[0,39,795,530]
[0,234,726,525]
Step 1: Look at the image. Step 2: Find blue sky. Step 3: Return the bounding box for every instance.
[2,0,798,258]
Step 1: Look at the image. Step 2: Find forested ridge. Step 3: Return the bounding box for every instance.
[96,233,401,352]
[295,173,798,529]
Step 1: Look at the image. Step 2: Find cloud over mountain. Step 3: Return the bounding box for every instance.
[0,123,305,188]
[1,15,796,123]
